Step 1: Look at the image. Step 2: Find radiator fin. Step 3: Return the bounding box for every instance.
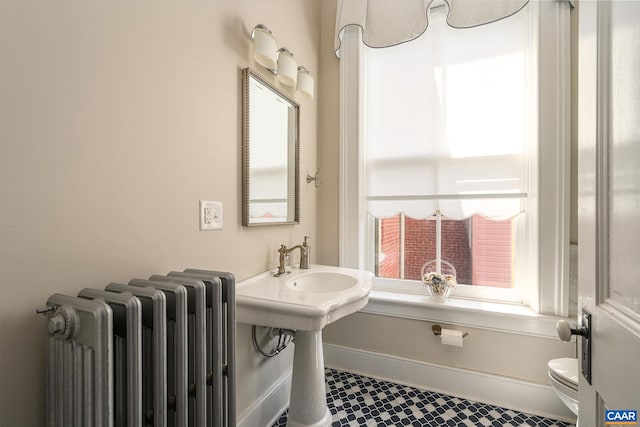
[45,294,113,427]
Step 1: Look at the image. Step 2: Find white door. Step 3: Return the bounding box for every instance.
[578,0,640,425]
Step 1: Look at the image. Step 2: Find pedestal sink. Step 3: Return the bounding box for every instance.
[236,264,373,427]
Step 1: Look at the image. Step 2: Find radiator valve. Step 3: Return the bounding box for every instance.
[47,306,80,339]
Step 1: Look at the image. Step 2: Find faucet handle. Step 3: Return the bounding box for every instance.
[300,237,311,269]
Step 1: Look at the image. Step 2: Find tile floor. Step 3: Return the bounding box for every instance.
[272,369,575,427]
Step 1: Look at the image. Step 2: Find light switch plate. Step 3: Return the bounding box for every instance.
[199,200,223,230]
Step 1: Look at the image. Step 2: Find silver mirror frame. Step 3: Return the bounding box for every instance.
[242,68,300,227]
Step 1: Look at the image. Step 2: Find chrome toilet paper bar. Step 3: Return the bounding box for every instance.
[432,324,469,338]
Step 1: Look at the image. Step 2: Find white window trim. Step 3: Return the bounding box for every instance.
[373,276,525,304]
[339,0,572,321]
[339,24,366,271]
[363,289,570,339]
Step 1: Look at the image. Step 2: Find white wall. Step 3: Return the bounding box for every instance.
[0,1,319,424]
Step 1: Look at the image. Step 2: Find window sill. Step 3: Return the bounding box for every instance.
[362,290,566,339]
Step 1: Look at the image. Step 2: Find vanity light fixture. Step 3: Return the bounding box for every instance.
[276,48,297,86]
[251,24,278,69]
[296,66,314,100]
[250,24,314,99]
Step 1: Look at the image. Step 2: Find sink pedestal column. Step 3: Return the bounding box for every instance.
[286,330,332,427]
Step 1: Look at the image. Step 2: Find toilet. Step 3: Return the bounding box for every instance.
[548,358,579,425]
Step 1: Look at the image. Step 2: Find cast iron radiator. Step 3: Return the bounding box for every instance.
[40,269,236,427]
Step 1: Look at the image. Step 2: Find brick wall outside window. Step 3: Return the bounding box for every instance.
[376,215,512,288]
[403,217,472,283]
[377,215,401,278]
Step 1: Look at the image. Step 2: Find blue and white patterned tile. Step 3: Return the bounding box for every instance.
[272,369,575,427]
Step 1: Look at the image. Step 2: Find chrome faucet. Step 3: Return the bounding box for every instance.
[274,236,311,277]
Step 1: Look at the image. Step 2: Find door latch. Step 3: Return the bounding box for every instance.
[556,310,592,384]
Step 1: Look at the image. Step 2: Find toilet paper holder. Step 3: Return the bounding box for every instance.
[432,324,468,338]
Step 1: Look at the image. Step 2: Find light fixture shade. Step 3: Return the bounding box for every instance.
[276,48,297,87]
[296,67,314,100]
[252,26,277,70]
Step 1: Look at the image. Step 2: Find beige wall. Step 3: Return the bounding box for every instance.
[316,0,341,267]
[324,313,575,385]
[0,1,319,424]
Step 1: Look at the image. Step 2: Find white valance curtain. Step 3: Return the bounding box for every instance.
[334,0,529,57]
[337,0,533,220]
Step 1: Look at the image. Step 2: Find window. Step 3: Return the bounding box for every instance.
[363,4,529,301]
[375,214,514,289]
[339,0,571,314]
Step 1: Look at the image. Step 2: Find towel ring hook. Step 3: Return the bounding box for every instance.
[306,169,321,188]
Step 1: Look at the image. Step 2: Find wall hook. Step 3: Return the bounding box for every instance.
[306,170,321,188]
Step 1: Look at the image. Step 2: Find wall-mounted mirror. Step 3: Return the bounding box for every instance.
[242,68,300,226]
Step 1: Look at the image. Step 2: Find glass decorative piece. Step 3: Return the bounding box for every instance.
[421,259,457,302]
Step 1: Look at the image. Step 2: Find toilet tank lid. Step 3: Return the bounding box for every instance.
[548,358,578,385]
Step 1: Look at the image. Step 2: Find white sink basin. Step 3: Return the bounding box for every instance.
[235,264,372,331]
[286,272,358,293]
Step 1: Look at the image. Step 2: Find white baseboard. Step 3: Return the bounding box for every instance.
[323,343,576,423]
[238,369,292,427]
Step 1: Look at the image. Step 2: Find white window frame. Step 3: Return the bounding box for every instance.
[339,0,571,317]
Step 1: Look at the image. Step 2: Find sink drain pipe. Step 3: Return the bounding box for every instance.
[251,325,296,358]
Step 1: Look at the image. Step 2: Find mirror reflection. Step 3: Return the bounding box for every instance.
[242,68,300,226]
